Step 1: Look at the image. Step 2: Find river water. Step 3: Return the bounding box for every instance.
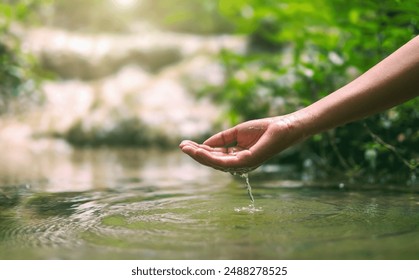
[1,147,419,260]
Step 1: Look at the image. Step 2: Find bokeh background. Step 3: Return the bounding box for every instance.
[1,0,418,184]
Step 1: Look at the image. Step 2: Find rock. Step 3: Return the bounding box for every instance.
[22,27,247,80]
[38,80,96,134]
[27,63,223,146]
[4,26,248,147]
[136,75,220,141]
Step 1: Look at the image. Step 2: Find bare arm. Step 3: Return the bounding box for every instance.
[180,36,419,173]
[297,35,419,138]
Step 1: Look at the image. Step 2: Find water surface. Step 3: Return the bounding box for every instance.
[1,147,419,259]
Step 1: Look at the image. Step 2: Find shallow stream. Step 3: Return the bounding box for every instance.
[1,148,419,259]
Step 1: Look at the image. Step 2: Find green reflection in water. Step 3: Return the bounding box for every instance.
[1,162,419,260]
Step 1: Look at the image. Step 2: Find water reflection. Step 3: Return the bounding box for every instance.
[0,142,229,192]
[1,145,419,260]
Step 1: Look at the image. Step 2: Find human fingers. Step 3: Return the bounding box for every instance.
[203,127,238,147]
[179,140,200,149]
[180,139,257,171]
[180,142,239,166]
[193,148,253,169]
[179,140,229,156]
[180,145,240,172]
[180,140,248,156]
[182,145,258,173]
[180,144,217,168]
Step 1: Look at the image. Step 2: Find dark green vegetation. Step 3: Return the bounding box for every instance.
[1,0,418,182]
[0,0,47,113]
[210,0,418,183]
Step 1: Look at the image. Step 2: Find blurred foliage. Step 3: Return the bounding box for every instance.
[209,0,418,182]
[137,0,233,34]
[0,0,47,114]
[39,0,131,33]
[40,0,233,34]
[1,0,417,182]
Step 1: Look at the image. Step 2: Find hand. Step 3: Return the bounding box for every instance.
[179,115,303,174]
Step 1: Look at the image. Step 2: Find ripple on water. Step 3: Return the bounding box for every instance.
[234,204,263,214]
[73,194,224,259]
[3,178,419,260]
[0,190,108,249]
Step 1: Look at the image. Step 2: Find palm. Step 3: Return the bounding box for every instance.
[180,118,274,173]
[207,119,269,153]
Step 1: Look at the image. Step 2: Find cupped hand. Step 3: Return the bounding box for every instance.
[179,116,301,173]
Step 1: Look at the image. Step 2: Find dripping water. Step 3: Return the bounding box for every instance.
[233,172,262,213]
[241,173,254,204]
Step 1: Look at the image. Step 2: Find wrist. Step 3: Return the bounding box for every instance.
[272,111,312,145]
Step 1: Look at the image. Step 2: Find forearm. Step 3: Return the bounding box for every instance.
[293,35,419,138]
[180,36,418,171]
